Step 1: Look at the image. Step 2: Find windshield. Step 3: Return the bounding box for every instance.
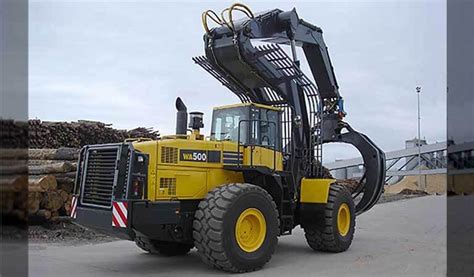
[210,107,249,143]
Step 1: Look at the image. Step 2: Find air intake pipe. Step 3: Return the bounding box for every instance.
[175,97,188,135]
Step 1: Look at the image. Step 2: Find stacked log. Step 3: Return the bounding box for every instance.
[337,178,360,193]
[26,148,80,222]
[0,147,80,223]
[29,119,160,149]
[0,119,28,148]
[127,127,160,139]
[29,175,57,192]
[1,164,28,221]
[29,148,79,160]
[1,175,27,216]
[2,118,158,223]
[1,119,29,223]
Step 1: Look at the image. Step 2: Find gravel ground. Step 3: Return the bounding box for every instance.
[377,192,428,204]
[28,193,429,245]
[28,219,118,245]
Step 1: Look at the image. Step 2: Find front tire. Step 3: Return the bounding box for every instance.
[193,183,279,273]
[304,184,356,252]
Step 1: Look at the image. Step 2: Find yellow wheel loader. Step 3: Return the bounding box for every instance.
[71,3,385,273]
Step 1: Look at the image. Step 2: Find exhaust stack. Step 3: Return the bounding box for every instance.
[175,97,188,135]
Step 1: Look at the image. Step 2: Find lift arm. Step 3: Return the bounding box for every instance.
[194,4,385,215]
[206,7,340,101]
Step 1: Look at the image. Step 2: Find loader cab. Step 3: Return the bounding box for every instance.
[210,103,281,151]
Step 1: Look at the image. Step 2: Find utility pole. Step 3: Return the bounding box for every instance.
[416,86,423,190]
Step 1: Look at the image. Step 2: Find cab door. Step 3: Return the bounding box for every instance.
[249,106,282,171]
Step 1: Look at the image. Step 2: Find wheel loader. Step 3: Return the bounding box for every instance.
[71,3,385,273]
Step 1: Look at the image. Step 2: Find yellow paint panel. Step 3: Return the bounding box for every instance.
[159,139,224,169]
[134,135,283,201]
[248,146,283,171]
[300,178,335,204]
[207,169,244,192]
[176,171,207,198]
[155,167,207,199]
[155,165,244,200]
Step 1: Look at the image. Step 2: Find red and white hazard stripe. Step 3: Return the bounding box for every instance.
[112,201,128,228]
[70,196,78,219]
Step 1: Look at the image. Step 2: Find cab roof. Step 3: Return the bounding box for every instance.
[213,102,281,112]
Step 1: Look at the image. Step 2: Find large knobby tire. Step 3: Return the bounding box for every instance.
[135,236,194,256]
[193,183,279,273]
[304,184,356,252]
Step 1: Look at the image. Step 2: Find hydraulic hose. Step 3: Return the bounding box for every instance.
[222,3,254,32]
[202,9,223,35]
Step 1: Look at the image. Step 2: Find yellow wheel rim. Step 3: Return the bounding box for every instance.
[337,203,351,236]
[235,208,266,252]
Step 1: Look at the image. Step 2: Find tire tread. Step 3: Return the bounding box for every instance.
[193,183,279,273]
[304,184,355,252]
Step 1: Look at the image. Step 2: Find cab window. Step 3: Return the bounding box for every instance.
[211,105,281,150]
[210,107,249,143]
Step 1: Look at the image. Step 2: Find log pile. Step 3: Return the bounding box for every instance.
[1,148,80,223]
[1,175,27,217]
[0,119,28,148]
[27,148,79,222]
[1,119,28,223]
[337,178,360,193]
[29,119,160,149]
[1,118,158,223]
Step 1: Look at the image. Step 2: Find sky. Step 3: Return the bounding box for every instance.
[29,0,446,163]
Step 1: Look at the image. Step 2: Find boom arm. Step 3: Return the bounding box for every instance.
[194,4,385,215]
[209,8,340,101]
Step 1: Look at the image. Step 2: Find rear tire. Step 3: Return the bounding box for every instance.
[304,184,355,252]
[135,236,193,256]
[193,183,279,273]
